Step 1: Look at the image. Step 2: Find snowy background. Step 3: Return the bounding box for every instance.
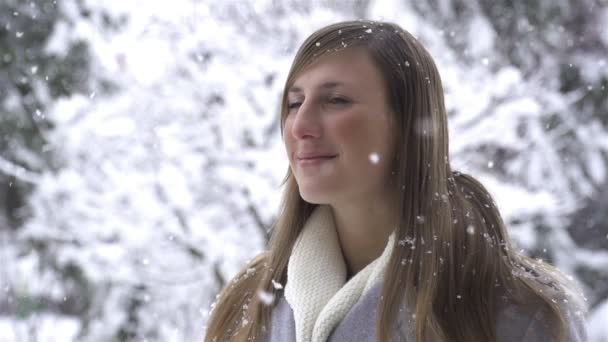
[1,0,607,341]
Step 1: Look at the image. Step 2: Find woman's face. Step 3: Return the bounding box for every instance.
[283,47,396,206]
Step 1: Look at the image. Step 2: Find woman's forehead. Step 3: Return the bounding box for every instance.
[288,48,382,91]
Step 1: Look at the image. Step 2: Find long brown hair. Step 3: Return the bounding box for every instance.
[204,20,585,342]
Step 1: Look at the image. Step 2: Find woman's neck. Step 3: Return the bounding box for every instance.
[330,196,398,277]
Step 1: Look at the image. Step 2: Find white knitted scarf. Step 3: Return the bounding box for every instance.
[284,205,396,342]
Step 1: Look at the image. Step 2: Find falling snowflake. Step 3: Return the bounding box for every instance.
[257,290,275,305]
[466,225,475,235]
[271,279,283,290]
[369,152,380,164]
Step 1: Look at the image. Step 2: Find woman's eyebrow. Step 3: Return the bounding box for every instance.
[288,81,345,94]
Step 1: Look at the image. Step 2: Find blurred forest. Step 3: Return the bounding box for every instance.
[1,0,607,341]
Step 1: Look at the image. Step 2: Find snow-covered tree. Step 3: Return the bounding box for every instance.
[1,0,94,338]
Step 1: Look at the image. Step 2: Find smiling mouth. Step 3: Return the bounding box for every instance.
[297,155,337,166]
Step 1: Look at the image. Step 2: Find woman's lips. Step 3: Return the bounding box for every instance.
[297,155,337,166]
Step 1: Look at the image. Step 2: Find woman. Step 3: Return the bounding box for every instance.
[204,20,587,342]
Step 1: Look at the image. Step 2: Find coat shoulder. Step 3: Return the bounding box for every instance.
[496,296,587,342]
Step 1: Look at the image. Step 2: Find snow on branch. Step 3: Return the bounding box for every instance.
[0,155,39,184]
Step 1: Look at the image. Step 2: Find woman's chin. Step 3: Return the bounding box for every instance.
[298,188,334,205]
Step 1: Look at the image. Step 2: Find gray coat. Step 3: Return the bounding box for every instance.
[266,281,587,342]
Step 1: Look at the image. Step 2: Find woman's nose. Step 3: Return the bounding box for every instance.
[290,102,322,140]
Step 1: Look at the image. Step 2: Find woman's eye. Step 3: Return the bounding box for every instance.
[328,97,350,105]
[288,102,302,110]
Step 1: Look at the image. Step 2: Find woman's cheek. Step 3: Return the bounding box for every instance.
[282,119,296,163]
[332,112,369,149]
[336,112,387,164]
